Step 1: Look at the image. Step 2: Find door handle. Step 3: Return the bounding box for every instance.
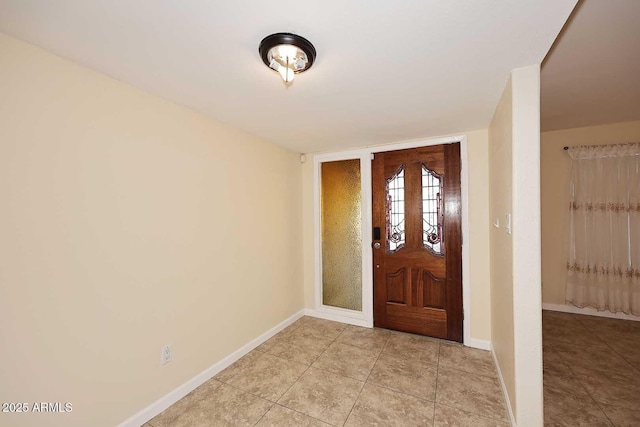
[373,242,381,249]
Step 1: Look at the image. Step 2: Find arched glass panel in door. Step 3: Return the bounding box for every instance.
[385,166,406,253]
[422,164,444,255]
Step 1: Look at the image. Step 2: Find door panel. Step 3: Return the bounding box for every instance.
[372,143,463,342]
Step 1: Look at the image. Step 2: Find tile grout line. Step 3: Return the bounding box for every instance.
[249,318,344,426]
[574,315,640,422]
[600,334,640,376]
[234,317,337,426]
[253,318,336,370]
[156,320,388,425]
[432,342,441,426]
[340,329,392,426]
[251,409,269,427]
[584,320,640,424]
[358,378,438,405]
[310,331,390,383]
[440,364,501,380]
[242,337,309,427]
[177,381,276,426]
[160,315,635,426]
[162,318,514,426]
[438,345,511,424]
[264,319,347,425]
[222,367,329,425]
[547,312,640,377]
[250,400,335,426]
[358,336,443,404]
[148,376,229,426]
[551,337,637,378]
[275,403,339,426]
[296,322,351,427]
[361,337,499,424]
[550,323,618,425]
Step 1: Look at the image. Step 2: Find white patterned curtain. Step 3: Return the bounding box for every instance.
[566,143,640,315]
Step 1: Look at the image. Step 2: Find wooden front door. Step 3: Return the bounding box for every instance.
[372,143,463,342]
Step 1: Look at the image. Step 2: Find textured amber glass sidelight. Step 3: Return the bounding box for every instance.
[321,159,362,311]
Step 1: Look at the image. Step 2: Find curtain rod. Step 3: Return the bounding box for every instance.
[564,142,640,151]
[563,143,640,157]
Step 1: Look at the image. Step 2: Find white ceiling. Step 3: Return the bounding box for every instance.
[541,0,640,132]
[0,0,576,153]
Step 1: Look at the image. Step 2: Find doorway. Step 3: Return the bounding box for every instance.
[312,136,470,344]
[372,144,463,341]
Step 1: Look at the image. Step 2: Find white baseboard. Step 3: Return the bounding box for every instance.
[304,308,370,327]
[542,303,640,322]
[466,338,491,351]
[491,344,517,427]
[116,309,306,427]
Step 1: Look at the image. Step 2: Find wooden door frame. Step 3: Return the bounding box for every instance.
[312,134,477,348]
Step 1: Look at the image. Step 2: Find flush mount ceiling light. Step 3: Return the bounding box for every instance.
[259,33,316,85]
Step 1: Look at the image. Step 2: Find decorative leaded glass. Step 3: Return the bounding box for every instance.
[386,166,405,253]
[422,164,443,255]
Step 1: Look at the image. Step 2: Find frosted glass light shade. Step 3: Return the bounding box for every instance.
[259,33,316,85]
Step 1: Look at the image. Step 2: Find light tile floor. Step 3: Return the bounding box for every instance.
[543,310,640,426]
[145,316,510,427]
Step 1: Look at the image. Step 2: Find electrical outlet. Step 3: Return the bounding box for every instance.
[161,344,172,365]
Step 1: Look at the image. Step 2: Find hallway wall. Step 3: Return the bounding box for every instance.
[489,65,544,426]
[0,34,304,427]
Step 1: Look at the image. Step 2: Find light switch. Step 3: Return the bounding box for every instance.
[506,213,512,235]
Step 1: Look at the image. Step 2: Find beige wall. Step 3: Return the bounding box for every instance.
[0,34,303,427]
[302,157,316,309]
[302,129,493,343]
[541,120,640,304]
[489,65,544,426]
[466,130,492,342]
[510,65,543,426]
[488,75,516,415]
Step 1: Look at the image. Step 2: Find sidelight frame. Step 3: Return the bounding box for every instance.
[312,135,474,348]
[314,150,373,326]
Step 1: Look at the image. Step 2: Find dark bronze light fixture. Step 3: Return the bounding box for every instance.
[259,33,316,85]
